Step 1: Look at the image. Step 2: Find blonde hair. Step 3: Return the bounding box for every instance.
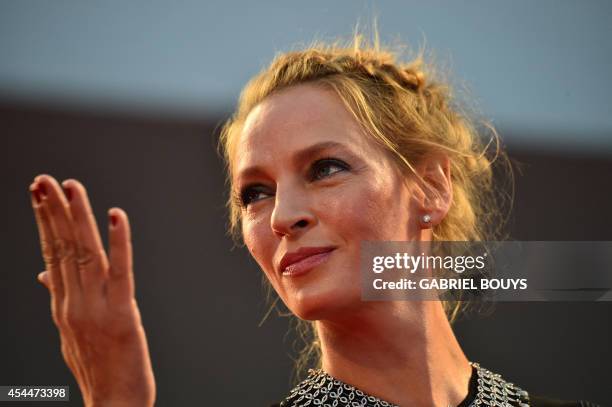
[218,33,514,384]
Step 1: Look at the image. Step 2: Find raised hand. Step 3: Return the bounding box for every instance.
[29,175,156,407]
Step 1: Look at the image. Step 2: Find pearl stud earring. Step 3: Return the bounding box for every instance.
[422,214,432,223]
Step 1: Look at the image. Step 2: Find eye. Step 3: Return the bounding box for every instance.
[311,158,350,181]
[239,184,272,207]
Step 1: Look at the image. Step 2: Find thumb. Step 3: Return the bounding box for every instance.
[37,270,49,289]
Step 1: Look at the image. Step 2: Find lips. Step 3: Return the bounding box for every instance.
[279,246,336,276]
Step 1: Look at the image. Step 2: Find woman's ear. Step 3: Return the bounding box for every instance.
[414,153,453,228]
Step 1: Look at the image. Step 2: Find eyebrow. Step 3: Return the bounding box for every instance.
[235,140,350,183]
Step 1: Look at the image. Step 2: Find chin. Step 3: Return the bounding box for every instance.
[288,285,361,321]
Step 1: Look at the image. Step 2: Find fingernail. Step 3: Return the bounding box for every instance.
[31,187,42,204]
[38,182,48,198]
[62,184,73,202]
[109,211,118,227]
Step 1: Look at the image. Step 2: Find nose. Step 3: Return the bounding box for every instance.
[270,183,315,238]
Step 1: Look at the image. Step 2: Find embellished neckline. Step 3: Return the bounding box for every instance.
[279,361,531,407]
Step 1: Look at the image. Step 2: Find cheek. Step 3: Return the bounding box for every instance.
[317,177,409,242]
[243,212,276,276]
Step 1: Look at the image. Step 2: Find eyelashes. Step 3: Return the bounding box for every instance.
[238,184,269,208]
[237,157,351,207]
[311,158,350,181]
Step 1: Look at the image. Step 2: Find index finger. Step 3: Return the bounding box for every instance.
[34,175,82,301]
[30,181,66,308]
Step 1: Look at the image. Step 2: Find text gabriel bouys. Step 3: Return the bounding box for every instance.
[372,278,528,290]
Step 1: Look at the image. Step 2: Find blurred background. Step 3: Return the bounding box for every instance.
[2,1,611,406]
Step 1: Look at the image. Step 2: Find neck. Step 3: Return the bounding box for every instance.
[316,301,472,407]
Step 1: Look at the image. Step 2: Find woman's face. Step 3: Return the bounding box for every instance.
[233,83,424,320]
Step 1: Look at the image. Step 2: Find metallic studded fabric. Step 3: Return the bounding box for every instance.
[278,362,531,407]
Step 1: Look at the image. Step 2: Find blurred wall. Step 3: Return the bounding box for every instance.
[2,102,611,406]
